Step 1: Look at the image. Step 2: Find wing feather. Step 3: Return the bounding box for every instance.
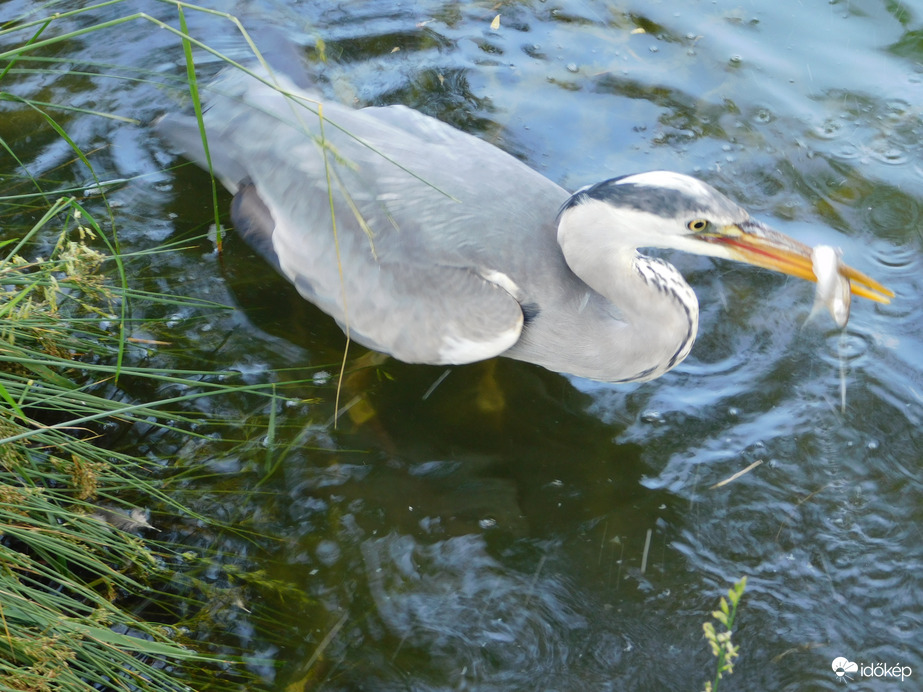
[158,69,567,363]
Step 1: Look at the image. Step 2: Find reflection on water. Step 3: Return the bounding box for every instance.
[360,534,586,687]
[2,0,923,690]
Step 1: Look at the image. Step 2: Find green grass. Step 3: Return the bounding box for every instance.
[0,4,338,688]
[0,184,329,692]
[0,221,336,686]
[0,206,229,690]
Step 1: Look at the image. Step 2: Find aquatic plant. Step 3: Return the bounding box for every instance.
[702,576,747,692]
[0,7,310,685]
[0,204,216,690]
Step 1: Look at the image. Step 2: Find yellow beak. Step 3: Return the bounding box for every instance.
[701,221,894,304]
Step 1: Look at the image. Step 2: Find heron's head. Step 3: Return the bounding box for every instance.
[558,171,893,304]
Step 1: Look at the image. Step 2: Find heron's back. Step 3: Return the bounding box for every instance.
[157,69,582,364]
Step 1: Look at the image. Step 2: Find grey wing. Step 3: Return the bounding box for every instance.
[157,69,547,363]
[240,140,528,364]
[286,256,525,364]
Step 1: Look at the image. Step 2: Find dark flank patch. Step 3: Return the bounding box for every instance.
[521,302,541,324]
[559,175,742,220]
[231,179,282,270]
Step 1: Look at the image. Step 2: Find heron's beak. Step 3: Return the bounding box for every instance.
[701,220,894,304]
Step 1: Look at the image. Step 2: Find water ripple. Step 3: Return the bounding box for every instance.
[872,242,921,271]
[869,138,909,166]
[817,329,872,370]
[361,534,587,687]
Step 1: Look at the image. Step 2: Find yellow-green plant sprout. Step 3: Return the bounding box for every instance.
[702,576,747,692]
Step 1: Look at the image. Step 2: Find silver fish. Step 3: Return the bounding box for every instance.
[811,244,851,328]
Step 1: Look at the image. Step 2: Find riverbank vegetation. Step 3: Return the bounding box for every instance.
[0,6,292,687]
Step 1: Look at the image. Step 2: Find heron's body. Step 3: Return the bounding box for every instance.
[157,69,891,382]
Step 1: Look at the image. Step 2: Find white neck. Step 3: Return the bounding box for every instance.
[555,199,699,381]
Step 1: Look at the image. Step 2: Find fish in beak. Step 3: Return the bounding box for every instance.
[700,220,894,305]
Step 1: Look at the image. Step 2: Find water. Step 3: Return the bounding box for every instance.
[2,1,922,689]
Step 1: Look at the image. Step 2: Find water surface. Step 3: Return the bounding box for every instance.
[2,1,921,689]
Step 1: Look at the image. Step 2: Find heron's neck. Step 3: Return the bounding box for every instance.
[557,211,699,382]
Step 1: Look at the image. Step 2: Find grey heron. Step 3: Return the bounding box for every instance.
[157,69,893,383]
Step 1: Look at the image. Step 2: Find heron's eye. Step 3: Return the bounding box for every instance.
[687,219,709,232]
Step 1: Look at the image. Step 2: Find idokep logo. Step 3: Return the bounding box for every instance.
[832,657,858,681]
[832,656,912,683]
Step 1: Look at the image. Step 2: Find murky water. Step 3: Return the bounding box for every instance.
[3,0,922,689]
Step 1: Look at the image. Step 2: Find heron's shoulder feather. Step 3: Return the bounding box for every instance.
[159,68,568,365]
